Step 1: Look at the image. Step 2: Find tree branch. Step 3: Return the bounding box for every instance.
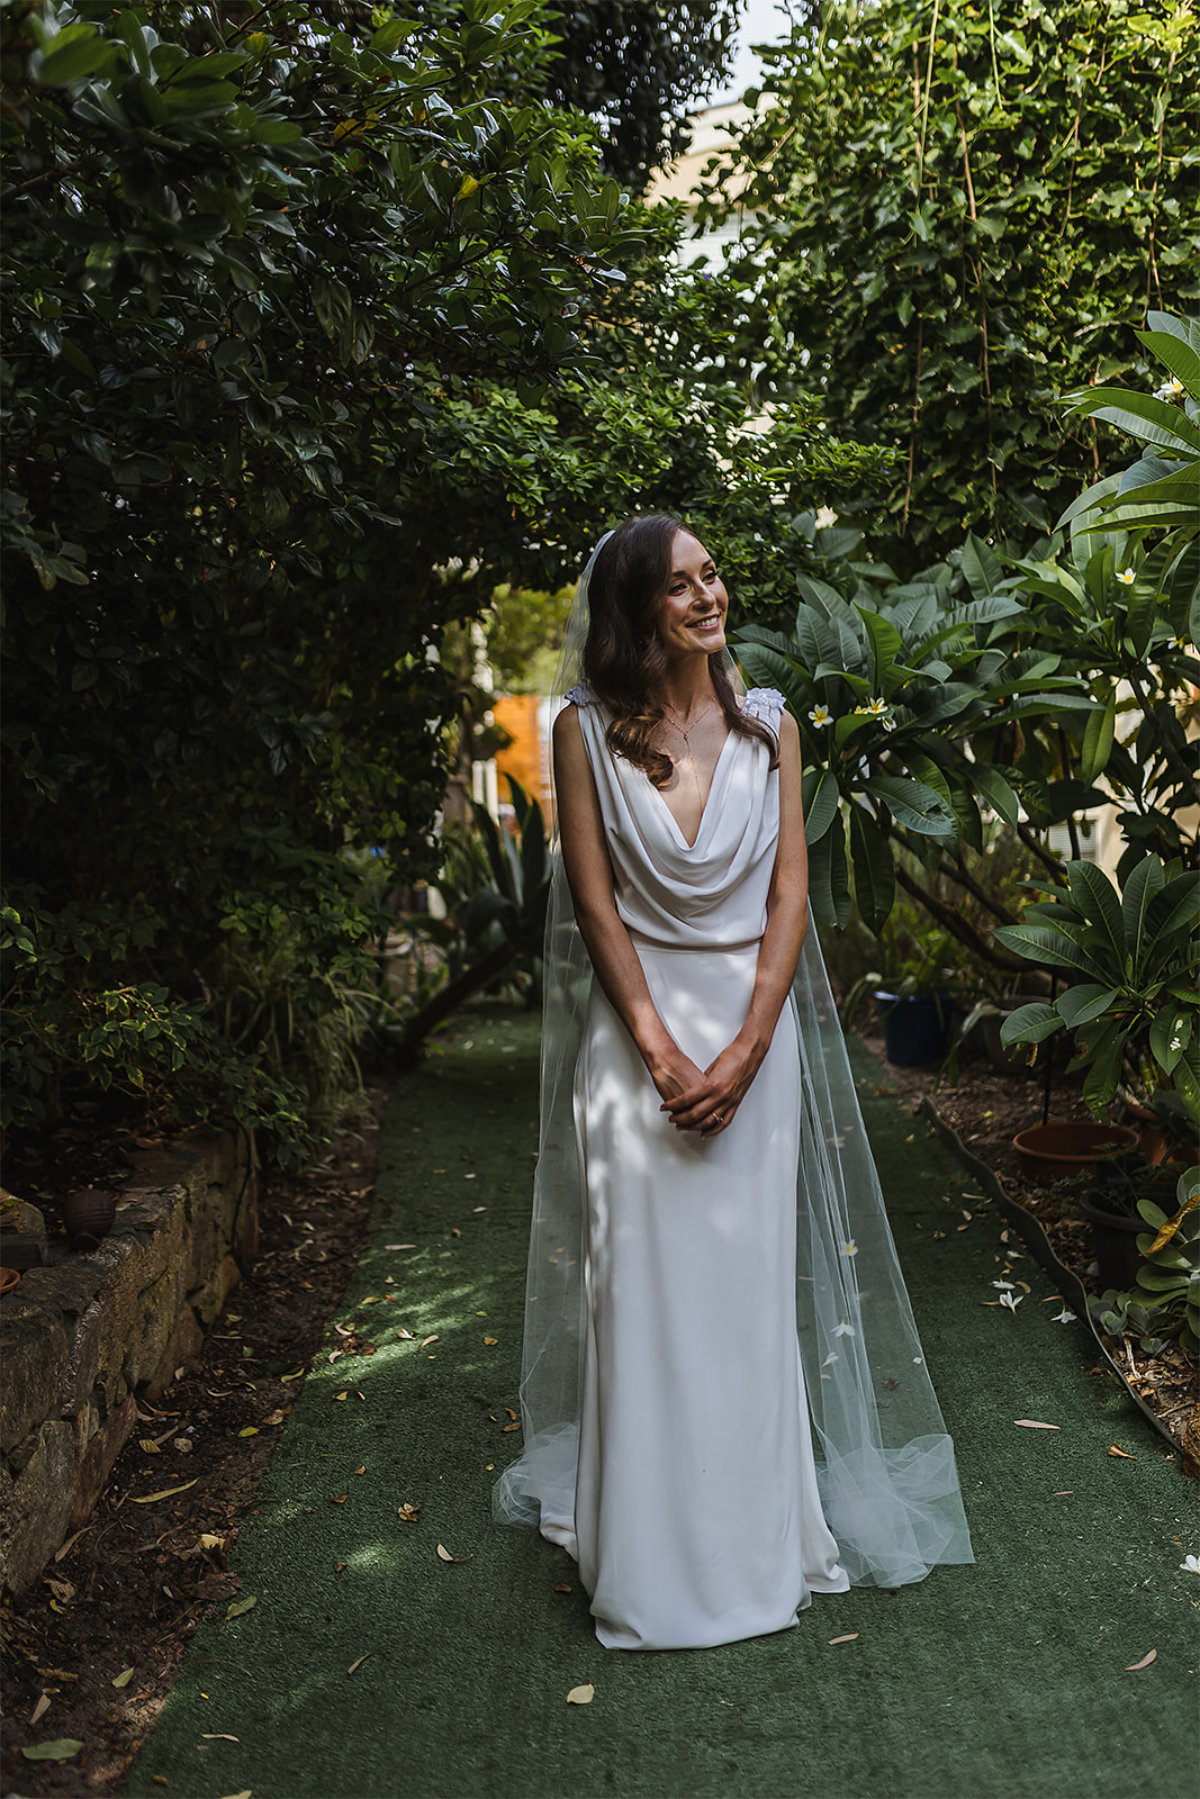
[892,862,1027,972]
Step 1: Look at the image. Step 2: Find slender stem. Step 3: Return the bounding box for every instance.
[892,862,1026,971]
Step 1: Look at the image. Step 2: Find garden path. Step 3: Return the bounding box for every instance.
[125,1003,1197,1799]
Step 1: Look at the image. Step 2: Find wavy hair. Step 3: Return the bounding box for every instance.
[580,514,778,788]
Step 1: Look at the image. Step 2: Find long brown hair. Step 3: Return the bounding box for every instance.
[580,514,778,788]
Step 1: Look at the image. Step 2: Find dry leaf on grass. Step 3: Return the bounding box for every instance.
[1013,1420,1060,1431]
[218,1790,253,1799]
[397,1504,420,1523]
[1125,1650,1157,1670]
[131,1479,198,1504]
[1108,1444,1136,1459]
[225,1596,257,1621]
[262,1410,287,1427]
[420,1335,439,1348]
[828,1634,859,1645]
[347,1654,371,1676]
[330,1493,349,1505]
[436,1542,473,1563]
[502,1421,521,1433]
[566,1682,595,1705]
[483,1337,499,1346]
[202,1733,240,1742]
[554,1582,573,1594]
[30,1692,50,1725]
[112,1667,135,1689]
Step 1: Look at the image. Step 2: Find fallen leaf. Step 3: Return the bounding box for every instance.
[30,1692,50,1725]
[505,1407,518,1420]
[420,1335,439,1348]
[354,1465,366,1476]
[436,1542,473,1563]
[202,1732,240,1741]
[1108,1444,1136,1459]
[334,1561,347,1573]
[451,1227,462,1237]
[1052,1491,1073,1497]
[329,1493,349,1505]
[1125,1649,1157,1670]
[554,1582,573,1594]
[225,1596,257,1621]
[46,1577,74,1602]
[54,1528,87,1564]
[112,1667,136,1688]
[262,1410,286,1426]
[483,1337,498,1347]
[396,1328,414,1340]
[397,1504,420,1523]
[1013,1420,1060,1431]
[218,1790,253,1799]
[280,1367,306,1381]
[566,1682,595,1705]
[385,1243,416,1250]
[333,1392,348,1403]
[131,1480,198,1504]
[347,1654,371,1676]
[139,1439,162,1454]
[21,1741,84,1761]
[828,1633,859,1644]
[238,1427,259,1438]
[199,1532,225,1551]
[502,1421,521,1433]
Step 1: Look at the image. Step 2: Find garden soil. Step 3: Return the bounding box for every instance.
[111,1000,1200,1799]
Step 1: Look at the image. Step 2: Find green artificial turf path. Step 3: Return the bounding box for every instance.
[126,1002,1198,1799]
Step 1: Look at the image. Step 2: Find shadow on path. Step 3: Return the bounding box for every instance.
[125,1002,1198,1799]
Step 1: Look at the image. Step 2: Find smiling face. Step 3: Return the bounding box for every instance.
[653,531,728,662]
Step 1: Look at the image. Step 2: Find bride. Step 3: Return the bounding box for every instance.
[494,514,973,1651]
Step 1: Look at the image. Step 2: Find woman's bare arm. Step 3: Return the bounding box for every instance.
[661,708,808,1135]
[553,706,705,1105]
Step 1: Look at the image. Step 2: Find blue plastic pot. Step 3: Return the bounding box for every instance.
[874,991,952,1066]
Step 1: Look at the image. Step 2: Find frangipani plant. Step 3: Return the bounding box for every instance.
[995,857,1200,1133]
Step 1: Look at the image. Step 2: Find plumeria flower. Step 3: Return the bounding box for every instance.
[991,1279,1015,1291]
[842,1239,859,1258]
[1050,1307,1077,1324]
[1154,375,1185,402]
[1116,567,1136,586]
[808,703,833,728]
[1180,1554,1200,1575]
[999,1290,1023,1311]
[822,1351,840,1368]
[912,1357,923,1365]
[864,696,889,716]
[882,715,897,731]
[832,1321,857,1338]
[1169,634,1188,650]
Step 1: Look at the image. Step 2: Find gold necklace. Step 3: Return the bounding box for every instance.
[661,698,721,746]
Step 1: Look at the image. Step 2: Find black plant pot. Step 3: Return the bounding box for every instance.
[874,992,953,1066]
[1078,1192,1146,1293]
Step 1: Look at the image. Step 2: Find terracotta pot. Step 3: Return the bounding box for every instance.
[1078,1192,1145,1293]
[1012,1120,1139,1187]
[0,1266,20,1296]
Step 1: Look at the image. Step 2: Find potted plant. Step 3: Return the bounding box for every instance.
[994,854,1199,1160]
[840,907,962,1066]
[1089,1164,1200,1357]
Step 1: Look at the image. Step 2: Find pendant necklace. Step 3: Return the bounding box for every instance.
[661,699,722,818]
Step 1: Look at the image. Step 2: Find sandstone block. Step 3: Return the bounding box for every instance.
[0,1301,68,1456]
[69,1393,136,1530]
[1,1419,75,1597]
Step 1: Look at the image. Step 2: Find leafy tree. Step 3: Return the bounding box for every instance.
[0,0,882,1145]
[697,0,1200,573]
[540,0,742,191]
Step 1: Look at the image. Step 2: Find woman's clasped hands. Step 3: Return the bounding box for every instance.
[649,1033,768,1139]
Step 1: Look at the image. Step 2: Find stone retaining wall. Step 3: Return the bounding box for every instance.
[0,1129,258,1596]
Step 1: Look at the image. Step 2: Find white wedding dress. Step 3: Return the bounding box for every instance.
[536,686,850,1650]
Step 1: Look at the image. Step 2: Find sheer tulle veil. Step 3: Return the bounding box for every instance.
[492,531,974,1589]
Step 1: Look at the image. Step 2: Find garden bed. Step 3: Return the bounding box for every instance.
[859,1032,1198,1469]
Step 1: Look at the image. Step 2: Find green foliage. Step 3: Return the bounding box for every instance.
[1,0,884,1142]
[732,520,1093,936]
[698,0,1200,573]
[1090,1165,1200,1355]
[541,0,741,191]
[996,857,1200,1131]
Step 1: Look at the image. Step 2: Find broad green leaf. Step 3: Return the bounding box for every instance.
[970,765,1019,827]
[1080,691,1116,784]
[1121,854,1166,965]
[22,1740,84,1762]
[848,802,895,935]
[960,532,1004,599]
[999,1002,1060,1046]
[1055,983,1120,1028]
[856,607,903,695]
[1066,389,1200,457]
[1149,1004,1192,1076]
[1136,329,1200,398]
[802,768,841,846]
[992,923,1107,981]
[807,815,851,931]
[1064,860,1123,965]
[864,775,955,838]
